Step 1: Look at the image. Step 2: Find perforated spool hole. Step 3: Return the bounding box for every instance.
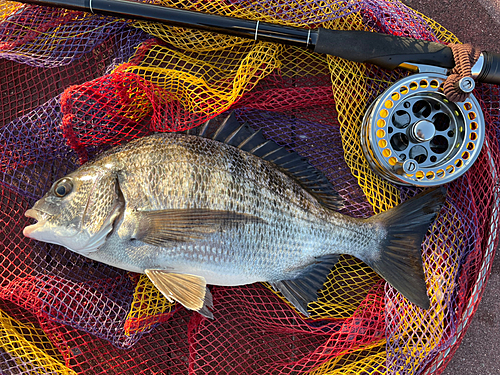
[409,145,427,164]
[392,110,411,129]
[413,100,432,118]
[430,135,449,154]
[430,79,440,88]
[433,113,450,131]
[390,132,409,151]
[377,119,386,127]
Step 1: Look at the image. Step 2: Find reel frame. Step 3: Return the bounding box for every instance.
[361,67,485,186]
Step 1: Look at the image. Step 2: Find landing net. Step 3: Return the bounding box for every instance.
[0,0,499,374]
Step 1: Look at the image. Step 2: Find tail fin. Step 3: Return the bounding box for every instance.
[365,187,446,309]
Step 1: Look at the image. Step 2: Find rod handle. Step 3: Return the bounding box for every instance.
[313,29,455,70]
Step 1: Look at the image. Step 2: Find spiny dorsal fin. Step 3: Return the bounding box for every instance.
[184,112,344,211]
[269,254,340,316]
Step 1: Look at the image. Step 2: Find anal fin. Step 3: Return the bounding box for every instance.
[269,254,339,317]
[145,269,214,318]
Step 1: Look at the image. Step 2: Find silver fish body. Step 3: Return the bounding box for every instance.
[24,115,445,317]
[87,134,379,280]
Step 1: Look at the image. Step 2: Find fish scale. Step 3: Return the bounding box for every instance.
[90,135,340,279]
[24,113,445,317]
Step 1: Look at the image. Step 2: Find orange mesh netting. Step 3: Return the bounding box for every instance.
[1,0,499,374]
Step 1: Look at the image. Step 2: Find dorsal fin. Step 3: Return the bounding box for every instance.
[183,112,344,211]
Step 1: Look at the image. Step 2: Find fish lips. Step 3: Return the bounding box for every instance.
[23,208,52,239]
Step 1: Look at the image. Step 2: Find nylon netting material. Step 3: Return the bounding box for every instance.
[0,0,499,374]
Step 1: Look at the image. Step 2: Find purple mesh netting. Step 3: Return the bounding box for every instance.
[0,1,499,374]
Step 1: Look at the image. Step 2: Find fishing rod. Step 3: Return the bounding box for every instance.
[13,0,500,186]
[15,0,500,84]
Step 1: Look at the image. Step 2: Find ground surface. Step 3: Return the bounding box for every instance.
[401,1,500,374]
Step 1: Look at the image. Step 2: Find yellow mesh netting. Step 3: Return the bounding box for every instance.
[0,0,20,20]
[125,274,176,335]
[122,3,464,374]
[117,40,282,123]
[0,308,76,374]
[133,0,358,30]
[310,341,387,374]
[0,0,482,374]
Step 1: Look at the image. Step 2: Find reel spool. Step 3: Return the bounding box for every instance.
[361,71,485,186]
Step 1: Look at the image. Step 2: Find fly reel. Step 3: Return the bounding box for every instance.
[361,71,485,186]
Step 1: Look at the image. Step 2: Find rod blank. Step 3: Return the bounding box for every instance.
[14,0,500,84]
[18,0,317,48]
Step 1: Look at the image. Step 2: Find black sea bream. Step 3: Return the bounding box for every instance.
[24,113,445,318]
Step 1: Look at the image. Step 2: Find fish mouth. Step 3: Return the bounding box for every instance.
[23,209,51,238]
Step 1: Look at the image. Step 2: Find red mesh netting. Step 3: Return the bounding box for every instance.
[0,1,499,374]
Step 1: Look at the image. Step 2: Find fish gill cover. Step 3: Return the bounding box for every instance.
[0,0,498,374]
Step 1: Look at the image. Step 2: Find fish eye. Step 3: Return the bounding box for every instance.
[53,178,73,198]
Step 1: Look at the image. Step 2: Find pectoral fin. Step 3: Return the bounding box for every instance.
[135,209,264,246]
[145,269,213,318]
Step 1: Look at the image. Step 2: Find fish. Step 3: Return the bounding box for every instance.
[23,112,445,318]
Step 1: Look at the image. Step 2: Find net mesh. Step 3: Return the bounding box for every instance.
[1,0,499,374]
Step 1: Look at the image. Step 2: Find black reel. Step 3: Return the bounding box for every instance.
[361,70,484,186]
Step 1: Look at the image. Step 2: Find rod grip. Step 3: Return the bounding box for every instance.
[313,29,455,70]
